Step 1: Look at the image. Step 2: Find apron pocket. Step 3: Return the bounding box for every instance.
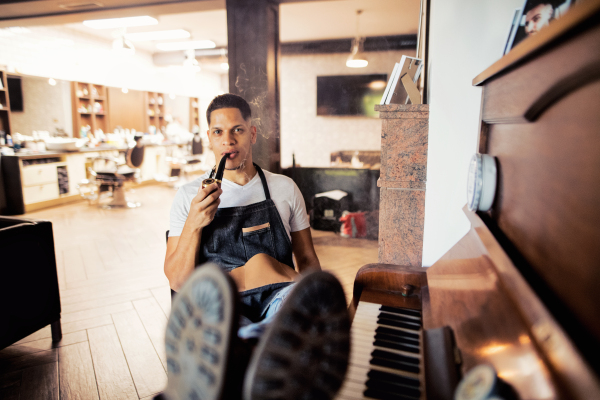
[242,223,276,260]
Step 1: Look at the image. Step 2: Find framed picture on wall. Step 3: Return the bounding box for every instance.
[506,0,576,53]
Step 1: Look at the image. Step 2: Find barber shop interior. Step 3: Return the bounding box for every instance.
[1,0,599,399]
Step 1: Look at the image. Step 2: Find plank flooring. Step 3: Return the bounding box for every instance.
[0,182,378,399]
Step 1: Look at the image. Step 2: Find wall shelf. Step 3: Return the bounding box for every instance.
[0,70,12,140]
[145,92,166,134]
[190,97,200,132]
[71,82,109,138]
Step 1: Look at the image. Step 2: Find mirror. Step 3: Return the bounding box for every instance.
[10,75,73,137]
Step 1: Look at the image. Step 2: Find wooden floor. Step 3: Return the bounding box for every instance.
[0,183,378,400]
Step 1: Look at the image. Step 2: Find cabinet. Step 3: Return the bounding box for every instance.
[190,97,200,132]
[71,82,109,138]
[145,92,166,134]
[0,69,12,140]
[1,156,72,214]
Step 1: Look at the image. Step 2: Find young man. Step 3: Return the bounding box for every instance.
[161,94,350,400]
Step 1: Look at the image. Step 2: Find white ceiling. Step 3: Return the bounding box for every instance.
[63,0,420,53]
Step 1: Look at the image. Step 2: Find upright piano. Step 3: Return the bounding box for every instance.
[336,1,600,399]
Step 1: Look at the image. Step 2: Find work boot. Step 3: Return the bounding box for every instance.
[243,271,351,400]
[161,264,241,400]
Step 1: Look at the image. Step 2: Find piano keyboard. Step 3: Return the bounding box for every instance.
[335,301,425,400]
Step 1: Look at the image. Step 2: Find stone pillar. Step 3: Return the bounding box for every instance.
[375,104,429,267]
[226,0,280,173]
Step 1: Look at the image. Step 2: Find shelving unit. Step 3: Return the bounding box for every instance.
[71,82,109,138]
[145,92,166,134]
[0,69,12,141]
[190,97,200,132]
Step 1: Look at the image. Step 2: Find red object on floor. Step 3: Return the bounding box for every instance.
[339,212,367,238]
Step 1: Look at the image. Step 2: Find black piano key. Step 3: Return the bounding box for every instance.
[371,349,419,365]
[375,332,420,348]
[373,339,420,354]
[380,306,422,318]
[376,326,419,341]
[377,317,421,331]
[370,357,420,373]
[363,387,421,400]
[378,311,420,322]
[378,312,422,326]
[367,369,420,387]
[366,379,421,398]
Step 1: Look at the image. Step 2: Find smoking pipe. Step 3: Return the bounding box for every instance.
[202,154,228,190]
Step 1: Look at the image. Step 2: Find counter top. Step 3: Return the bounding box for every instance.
[3,141,184,160]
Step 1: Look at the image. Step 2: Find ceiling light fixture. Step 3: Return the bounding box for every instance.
[83,16,158,29]
[48,78,57,86]
[346,10,368,68]
[183,49,201,72]
[156,40,215,51]
[113,35,135,55]
[125,29,190,42]
[219,48,229,71]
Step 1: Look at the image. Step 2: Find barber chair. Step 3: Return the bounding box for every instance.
[79,139,145,208]
[159,133,205,188]
[0,216,62,349]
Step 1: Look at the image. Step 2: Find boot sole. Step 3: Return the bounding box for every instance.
[243,271,350,400]
[164,264,238,400]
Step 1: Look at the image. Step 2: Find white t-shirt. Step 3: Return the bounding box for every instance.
[169,169,310,241]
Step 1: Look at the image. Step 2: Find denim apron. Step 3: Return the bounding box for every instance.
[198,164,296,322]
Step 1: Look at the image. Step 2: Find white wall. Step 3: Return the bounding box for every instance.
[280,50,414,168]
[422,0,523,266]
[0,25,223,135]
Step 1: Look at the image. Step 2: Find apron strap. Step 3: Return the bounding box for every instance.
[254,163,271,200]
[208,162,271,200]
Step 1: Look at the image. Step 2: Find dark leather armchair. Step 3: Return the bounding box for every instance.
[0,216,62,349]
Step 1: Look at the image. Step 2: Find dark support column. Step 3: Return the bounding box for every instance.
[226,0,280,173]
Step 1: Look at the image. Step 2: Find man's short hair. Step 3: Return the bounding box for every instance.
[206,94,252,125]
[524,0,558,13]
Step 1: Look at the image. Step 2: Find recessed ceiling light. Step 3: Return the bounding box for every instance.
[83,16,158,30]
[156,40,216,51]
[125,29,190,42]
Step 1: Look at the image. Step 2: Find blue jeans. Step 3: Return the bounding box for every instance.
[237,283,295,339]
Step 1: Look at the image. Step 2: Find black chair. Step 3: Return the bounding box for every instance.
[0,216,62,349]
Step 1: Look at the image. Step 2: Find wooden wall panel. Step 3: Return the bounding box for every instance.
[107,87,145,133]
[487,81,600,346]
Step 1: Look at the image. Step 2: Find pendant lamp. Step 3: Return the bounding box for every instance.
[346,10,368,68]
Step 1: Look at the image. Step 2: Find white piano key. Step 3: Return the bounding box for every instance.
[334,301,426,400]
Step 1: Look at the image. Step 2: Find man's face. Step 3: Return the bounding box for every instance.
[207,107,257,170]
[525,3,553,36]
